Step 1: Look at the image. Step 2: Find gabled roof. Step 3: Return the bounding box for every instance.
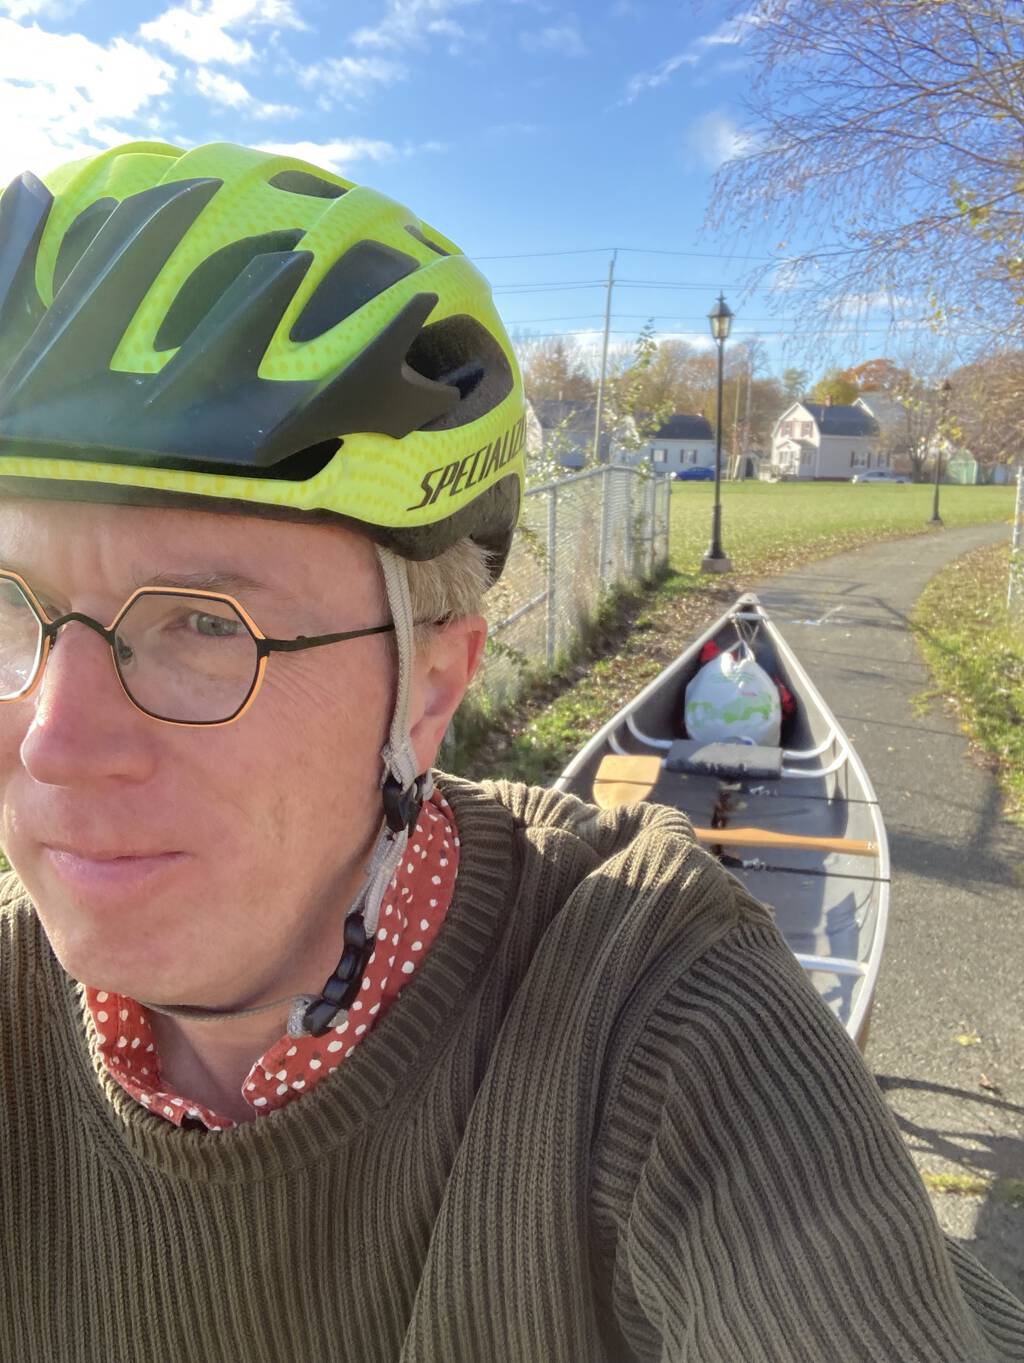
[802,403,879,437]
[532,398,594,431]
[855,392,908,431]
[653,413,714,441]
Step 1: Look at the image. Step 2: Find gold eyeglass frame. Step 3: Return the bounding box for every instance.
[0,568,395,728]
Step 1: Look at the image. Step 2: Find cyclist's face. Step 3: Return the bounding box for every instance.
[0,498,395,1010]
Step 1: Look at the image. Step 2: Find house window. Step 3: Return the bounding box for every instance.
[689,450,698,465]
[652,447,667,463]
[850,448,867,468]
[801,421,813,438]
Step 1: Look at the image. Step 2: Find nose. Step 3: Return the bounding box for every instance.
[18,619,157,787]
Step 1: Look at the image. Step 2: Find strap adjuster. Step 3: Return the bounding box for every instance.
[382,771,427,835]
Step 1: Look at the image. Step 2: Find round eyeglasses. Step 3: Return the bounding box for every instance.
[0,570,395,726]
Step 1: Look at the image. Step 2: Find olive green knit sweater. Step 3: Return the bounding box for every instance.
[1,776,1022,1363]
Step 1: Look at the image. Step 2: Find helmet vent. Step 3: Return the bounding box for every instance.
[290,241,419,342]
[269,170,347,200]
[259,437,342,482]
[53,197,117,296]
[407,315,514,431]
[155,229,306,352]
[404,224,450,257]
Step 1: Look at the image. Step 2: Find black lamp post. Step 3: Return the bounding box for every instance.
[929,379,952,526]
[702,292,734,573]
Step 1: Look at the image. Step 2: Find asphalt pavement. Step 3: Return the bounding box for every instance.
[752,521,1023,1301]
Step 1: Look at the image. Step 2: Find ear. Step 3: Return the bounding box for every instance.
[407,615,487,774]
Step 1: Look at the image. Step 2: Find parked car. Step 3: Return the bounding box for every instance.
[675,466,715,481]
[851,469,910,484]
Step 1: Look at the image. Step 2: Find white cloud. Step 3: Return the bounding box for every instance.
[693,13,755,47]
[520,18,586,57]
[140,0,307,67]
[194,67,253,107]
[0,0,82,17]
[255,137,448,173]
[622,51,697,103]
[257,138,397,170]
[622,11,759,103]
[293,52,407,104]
[0,17,174,184]
[352,0,480,52]
[193,66,298,117]
[657,331,716,350]
[687,109,756,168]
[426,17,465,39]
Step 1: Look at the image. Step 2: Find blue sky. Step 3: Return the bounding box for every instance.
[0,0,910,377]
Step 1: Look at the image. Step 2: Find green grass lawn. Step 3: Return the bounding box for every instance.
[451,481,1015,784]
[667,481,1014,578]
[913,542,1024,822]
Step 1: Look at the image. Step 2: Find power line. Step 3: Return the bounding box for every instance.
[509,313,803,325]
[512,326,943,340]
[492,279,755,294]
[470,245,778,262]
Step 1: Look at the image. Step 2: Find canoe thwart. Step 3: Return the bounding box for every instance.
[665,738,783,781]
[592,754,878,858]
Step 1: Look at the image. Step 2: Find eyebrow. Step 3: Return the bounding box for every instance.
[135,570,292,601]
[0,562,298,606]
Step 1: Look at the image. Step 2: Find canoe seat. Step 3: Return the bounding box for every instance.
[665,739,783,781]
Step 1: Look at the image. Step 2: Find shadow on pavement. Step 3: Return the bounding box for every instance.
[875,1073,1024,1299]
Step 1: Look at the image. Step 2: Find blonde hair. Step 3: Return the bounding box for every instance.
[405,537,492,634]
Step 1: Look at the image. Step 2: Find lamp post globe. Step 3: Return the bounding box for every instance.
[702,292,734,573]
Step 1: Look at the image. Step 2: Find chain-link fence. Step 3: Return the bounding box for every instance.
[475,466,672,710]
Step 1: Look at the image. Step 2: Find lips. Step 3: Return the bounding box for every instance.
[45,844,175,861]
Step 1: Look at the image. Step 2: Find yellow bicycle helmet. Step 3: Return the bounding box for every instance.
[0,139,525,576]
[0,140,526,1037]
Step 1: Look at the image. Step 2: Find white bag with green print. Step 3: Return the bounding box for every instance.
[684,642,782,746]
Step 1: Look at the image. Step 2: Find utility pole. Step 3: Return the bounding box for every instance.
[592,249,617,465]
[730,358,741,479]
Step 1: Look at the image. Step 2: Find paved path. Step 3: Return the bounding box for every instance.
[753,522,1023,1301]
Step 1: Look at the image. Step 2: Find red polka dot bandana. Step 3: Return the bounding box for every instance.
[83,791,460,1131]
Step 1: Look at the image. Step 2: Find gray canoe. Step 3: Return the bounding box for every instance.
[553,591,889,1049]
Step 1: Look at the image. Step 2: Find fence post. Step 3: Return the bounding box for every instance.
[546,485,558,664]
[1009,465,1023,616]
[646,476,657,578]
[666,476,672,565]
[624,471,634,580]
[598,466,611,589]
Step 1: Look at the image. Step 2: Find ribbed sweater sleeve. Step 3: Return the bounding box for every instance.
[593,915,1024,1363]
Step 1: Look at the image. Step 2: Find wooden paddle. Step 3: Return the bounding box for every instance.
[592,754,879,858]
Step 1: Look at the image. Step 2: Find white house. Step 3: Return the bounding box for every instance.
[530,399,635,469]
[634,414,715,472]
[770,402,882,480]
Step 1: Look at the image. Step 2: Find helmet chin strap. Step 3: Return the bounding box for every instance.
[139,546,430,1039]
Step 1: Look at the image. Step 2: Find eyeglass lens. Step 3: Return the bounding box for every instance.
[0,580,260,723]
